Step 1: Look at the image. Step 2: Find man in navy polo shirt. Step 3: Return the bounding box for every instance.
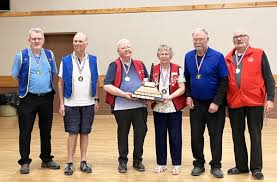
[184,28,228,178]
[104,39,148,173]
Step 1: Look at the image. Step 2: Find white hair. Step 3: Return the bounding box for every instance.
[116,38,131,50]
[192,28,209,38]
[233,29,249,37]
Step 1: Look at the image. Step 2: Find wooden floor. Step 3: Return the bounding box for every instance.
[0,114,277,182]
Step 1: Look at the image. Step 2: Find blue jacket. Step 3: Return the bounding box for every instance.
[62,54,98,99]
[18,48,55,98]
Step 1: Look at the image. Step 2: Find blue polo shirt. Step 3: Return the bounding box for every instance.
[11,48,57,94]
[184,47,228,101]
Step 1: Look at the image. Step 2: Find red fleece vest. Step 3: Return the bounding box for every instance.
[152,63,186,111]
[105,58,145,106]
[225,47,265,108]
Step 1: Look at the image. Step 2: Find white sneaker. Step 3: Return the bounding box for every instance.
[154,165,167,173]
[172,165,180,175]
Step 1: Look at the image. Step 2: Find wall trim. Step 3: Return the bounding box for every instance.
[1,74,276,88]
[0,75,104,88]
[0,76,17,88]
[0,1,276,17]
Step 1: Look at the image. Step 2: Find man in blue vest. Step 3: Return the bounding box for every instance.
[58,32,99,175]
[11,28,60,174]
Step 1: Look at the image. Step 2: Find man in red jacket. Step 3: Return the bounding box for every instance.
[225,30,275,180]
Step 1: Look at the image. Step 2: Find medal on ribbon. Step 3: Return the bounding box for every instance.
[235,45,249,75]
[121,59,132,82]
[195,51,206,80]
[74,54,86,82]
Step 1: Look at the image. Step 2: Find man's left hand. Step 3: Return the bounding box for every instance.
[265,100,274,114]
[208,103,219,113]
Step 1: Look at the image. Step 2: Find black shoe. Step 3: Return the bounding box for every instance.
[80,161,92,173]
[211,168,224,178]
[227,167,249,175]
[252,171,264,180]
[20,164,30,174]
[191,166,205,176]
[118,162,127,173]
[64,162,75,176]
[41,160,60,169]
[133,161,145,172]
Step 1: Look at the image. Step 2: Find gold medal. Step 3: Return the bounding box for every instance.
[196,73,202,79]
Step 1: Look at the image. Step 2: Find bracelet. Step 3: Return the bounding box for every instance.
[94,98,100,102]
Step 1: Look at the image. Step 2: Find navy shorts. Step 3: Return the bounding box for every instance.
[64,105,95,134]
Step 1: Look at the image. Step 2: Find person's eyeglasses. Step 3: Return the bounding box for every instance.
[193,38,207,42]
[233,34,247,39]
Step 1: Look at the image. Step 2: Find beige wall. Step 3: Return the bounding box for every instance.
[1,0,277,75]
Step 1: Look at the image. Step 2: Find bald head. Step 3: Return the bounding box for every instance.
[74,32,88,42]
[73,32,88,55]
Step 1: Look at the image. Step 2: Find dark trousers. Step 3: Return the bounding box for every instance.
[190,99,225,169]
[17,92,54,165]
[228,106,264,173]
[153,111,182,165]
[113,107,148,164]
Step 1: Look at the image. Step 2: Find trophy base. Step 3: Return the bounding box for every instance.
[143,81,156,88]
[132,81,163,101]
[132,93,163,101]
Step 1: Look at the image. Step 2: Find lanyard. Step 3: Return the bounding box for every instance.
[121,59,131,76]
[73,53,87,75]
[195,51,206,74]
[30,48,41,75]
[160,65,170,87]
[235,45,249,70]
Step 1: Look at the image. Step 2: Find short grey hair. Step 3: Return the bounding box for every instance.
[157,44,174,58]
[192,28,209,38]
[233,29,249,38]
[116,38,131,50]
[28,27,44,39]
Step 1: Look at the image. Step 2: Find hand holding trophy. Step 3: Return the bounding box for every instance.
[132,63,163,101]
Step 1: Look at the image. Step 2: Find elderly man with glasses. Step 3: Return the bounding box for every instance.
[225,30,275,180]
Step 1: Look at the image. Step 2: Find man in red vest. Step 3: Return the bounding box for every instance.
[225,30,275,180]
[104,39,149,173]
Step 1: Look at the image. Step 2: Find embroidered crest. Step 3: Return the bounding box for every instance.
[248,57,254,62]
